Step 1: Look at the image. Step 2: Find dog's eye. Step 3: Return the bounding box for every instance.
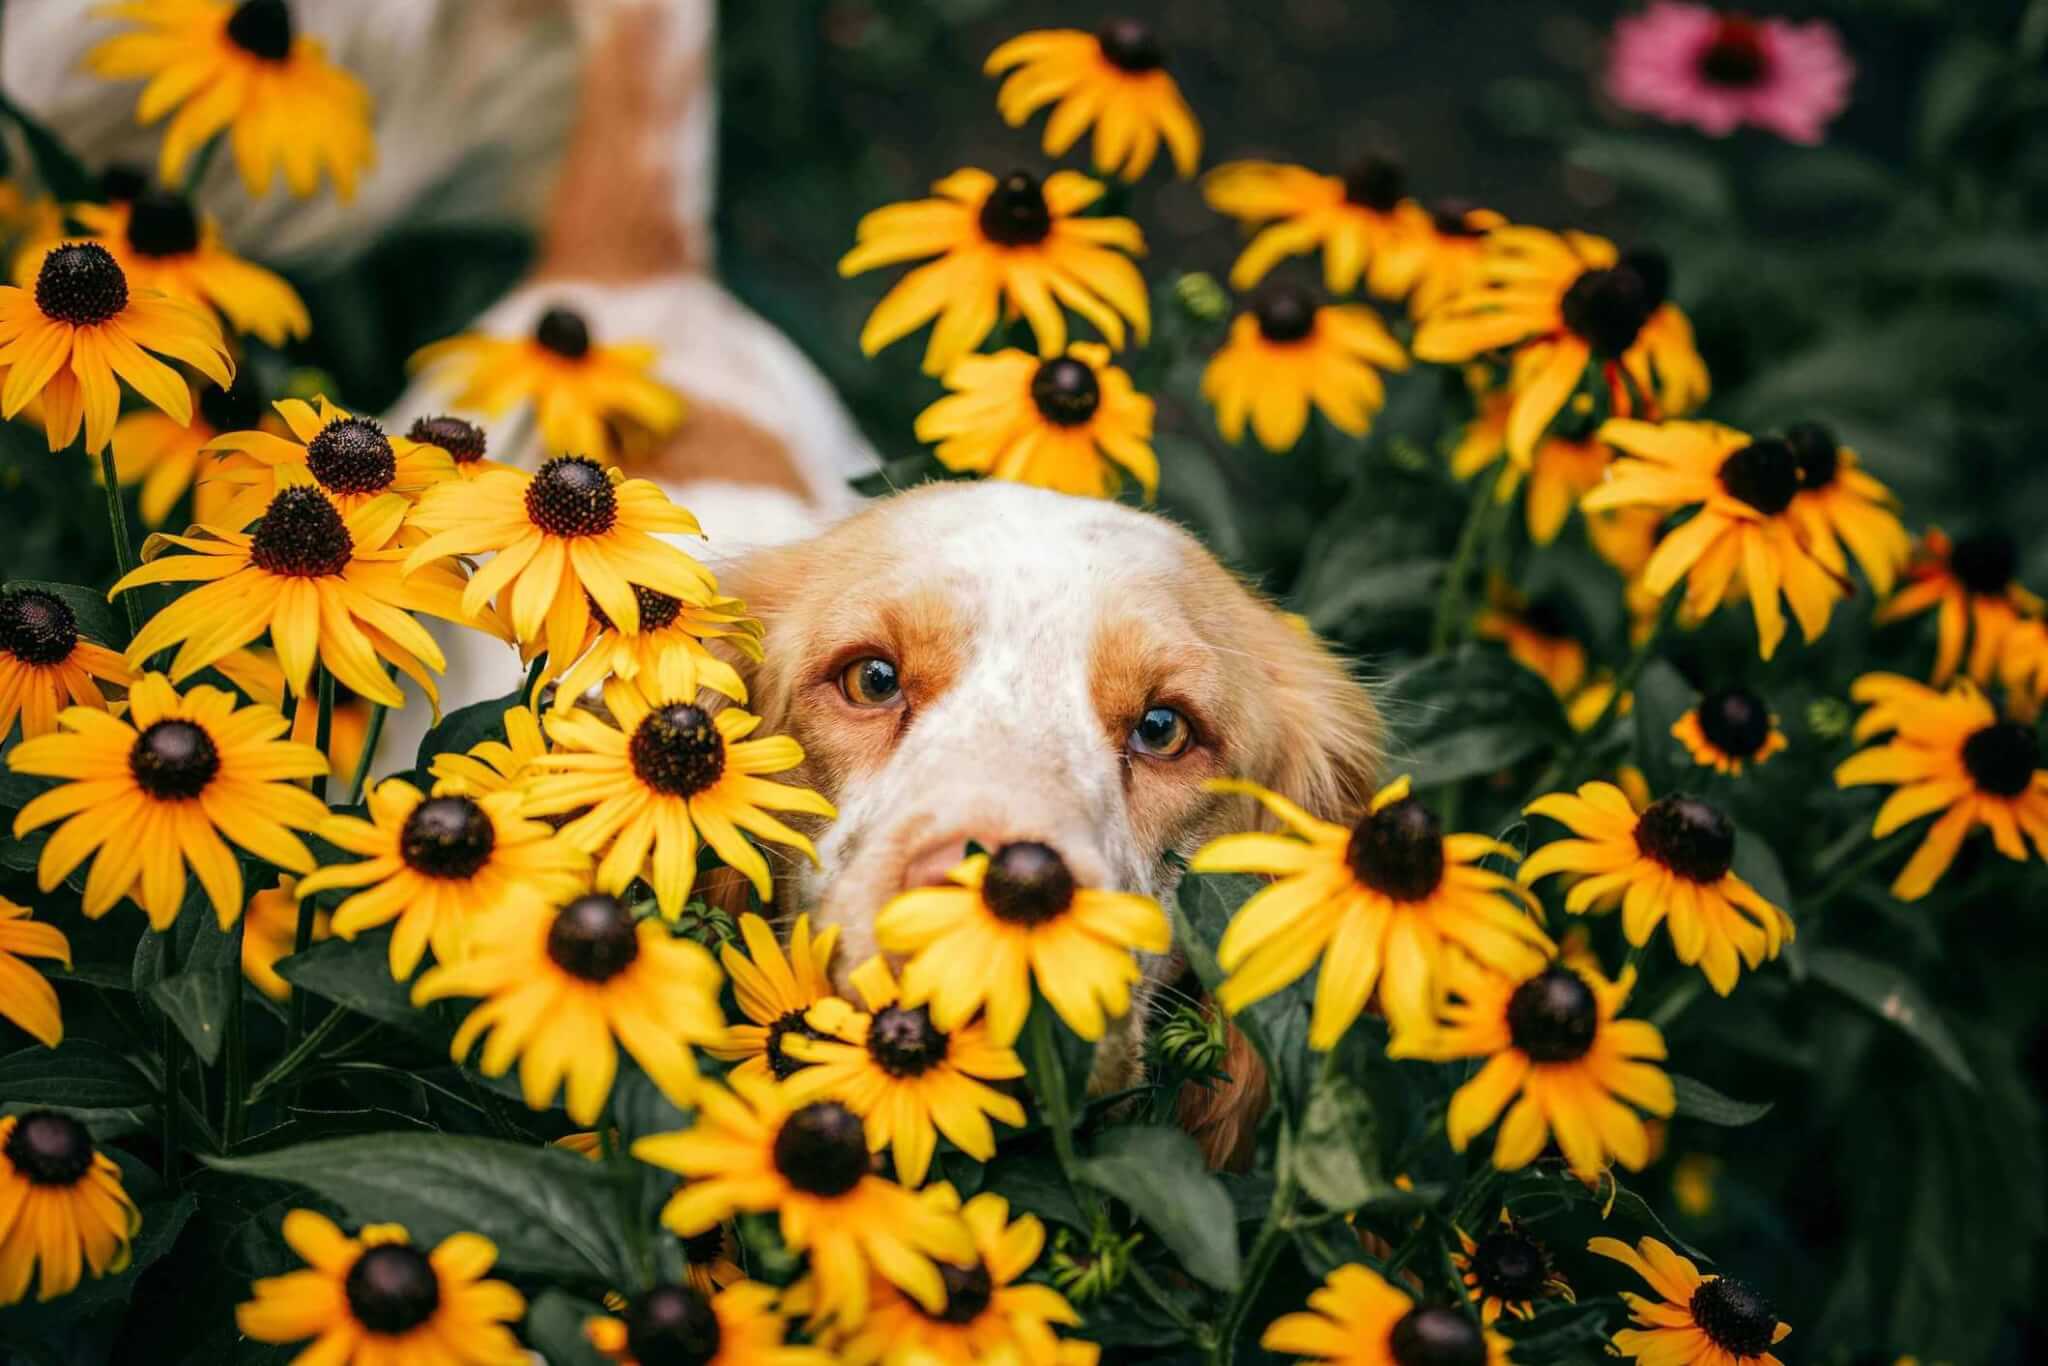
[839,656,902,707]
[1131,705,1193,758]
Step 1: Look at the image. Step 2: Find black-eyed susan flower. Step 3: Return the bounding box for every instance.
[204,395,455,531]
[406,414,517,481]
[1834,673,2048,900]
[404,455,715,680]
[1673,687,1787,775]
[708,911,843,1086]
[1407,201,1509,320]
[412,886,726,1122]
[294,777,590,979]
[1474,580,1588,699]
[585,1280,830,1366]
[8,673,326,929]
[240,874,328,1001]
[1200,282,1407,451]
[2001,616,2048,722]
[1452,386,1615,545]
[0,241,233,454]
[839,167,1148,375]
[875,841,1170,1047]
[1520,782,1793,995]
[785,955,1026,1186]
[1589,1235,1790,1366]
[1781,420,1911,597]
[0,897,69,1048]
[0,1110,141,1304]
[88,0,374,199]
[1191,777,1552,1047]
[1261,1261,1512,1366]
[1876,528,2041,688]
[428,704,548,799]
[553,586,758,714]
[112,481,487,710]
[521,656,833,920]
[915,342,1158,497]
[632,1073,977,1330]
[235,1210,526,1364]
[1452,1212,1574,1325]
[1203,155,1430,299]
[408,306,687,462]
[1585,420,1846,660]
[1391,953,1673,1179]
[108,371,268,527]
[985,21,1201,182]
[0,586,131,741]
[1413,231,1707,461]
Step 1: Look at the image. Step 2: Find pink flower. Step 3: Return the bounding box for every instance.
[1605,3,1854,145]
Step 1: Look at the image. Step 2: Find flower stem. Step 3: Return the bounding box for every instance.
[185,133,224,193]
[98,446,144,641]
[222,956,247,1148]
[343,703,388,809]
[313,669,336,804]
[158,927,182,1191]
[1212,1047,1332,1364]
[285,671,336,1075]
[1026,1008,1099,1221]
[247,1006,351,1105]
[1430,465,1502,655]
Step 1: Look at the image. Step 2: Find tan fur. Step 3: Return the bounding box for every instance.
[636,398,813,499]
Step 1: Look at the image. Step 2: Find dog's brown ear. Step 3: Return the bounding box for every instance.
[1245,604,1384,828]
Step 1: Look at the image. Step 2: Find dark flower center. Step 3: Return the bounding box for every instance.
[546,894,640,982]
[1519,596,1573,640]
[125,189,201,257]
[1635,795,1735,884]
[99,163,149,204]
[772,1101,869,1197]
[926,1259,995,1324]
[399,796,497,880]
[1698,687,1772,759]
[978,171,1054,248]
[0,588,79,666]
[535,306,591,360]
[1388,1306,1487,1366]
[1342,155,1407,213]
[1096,18,1162,72]
[1429,199,1486,237]
[408,415,488,464]
[198,372,266,433]
[764,1009,820,1080]
[130,720,221,800]
[4,1111,94,1186]
[629,703,726,797]
[1949,532,2017,597]
[1253,282,1318,344]
[625,1285,722,1366]
[1559,255,1662,358]
[35,242,128,326]
[1505,966,1599,1064]
[344,1244,441,1336]
[1030,357,1101,427]
[869,1004,949,1078]
[1716,438,1799,516]
[681,1226,728,1265]
[1962,722,2039,798]
[1346,797,1446,902]
[305,417,397,496]
[1470,1230,1550,1301]
[525,455,618,537]
[982,842,1077,925]
[1698,18,1768,88]
[589,584,686,634]
[1689,1276,1778,1357]
[1783,420,1839,490]
[249,485,355,577]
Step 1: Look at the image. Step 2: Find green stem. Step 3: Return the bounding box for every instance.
[99,446,144,640]
[222,972,247,1148]
[158,927,182,1191]
[1026,1009,1099,1221]
[522,651,548,706]
[1430,464,1501,654]
[184,133,223,193]
[1803,831,1907,913]
[343,703,388,808]
[246,1006,350,1105]
[1213,1047,1334,1364]
[285,673,336,1077]
[314,670,336,803]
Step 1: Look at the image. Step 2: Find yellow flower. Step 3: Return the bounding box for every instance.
[0,1111,142,1304]
[1672,687,1788,775]
[785,955,1027,1187]
[1780,421,1911,596]
[707,911,843,1087]
[1473,579,1588,699]
[1191,776,1552,1047]
[875,841,1170,1046]
[1672,1153,1720,1217]
[294,777,590,978]
[1200,283,1408,451]
[1407,201,1510,319]
[0,896,70,1047]
[632,1072,977,1330]
[2000,614,2048,723]
[8,673,327,929]
[1203,155,1431,299]
[1875,528,2041,688]
[240,874,327,1002]
[106,373,269,527]
[916,341,1158,498]
[1585,419,1847,660]
[552,587,758,716]
[1393,953,1673,1179]
[1451,386,1615,545]
[88,0,374,199]
[1451,1211,1575,1325]
[0,586,131,740]
[1834,673,2048,900]
[408,306,687,461]
[1413,230,1707,461]
[985,22,1201,181]
[202,395,455,531]
[1519,782,1793,995]
[235,1210,527,1364]
[412,885,726,1123]
[1262,1261,1513,1366]
[404,414,519,481]
[0,241,232,454]
[840,167,1148,375]
[1566,674,1632,734]
[1589,1235,1790,1366]
[521,652,833,919]
[584,1280,830,1366]
[427,704,548,799]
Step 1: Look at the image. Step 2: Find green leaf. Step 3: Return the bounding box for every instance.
[982,1153,1090,1230]
[1291,1072,1386,1211]
[1809,948,1977,1088]
[522,1291,613,1366]
[1566,133,1732,221]
[276,930,447,1038]
[144,910,243,1067]
[0,94,98,203]
[1669,1074,1774,1127]
[1149,435,1247,566]
[1631,660,1694,795]
[1303,560,1446,634]
[1171,871,1309,1106]
[0,1039,156,1117]
[1077,1125,1241,1291]
[1,579,128,650]
[1382,645,1571,787]
[1916,35,2007,163]
[413,682,526,771]
[206,1133,632,1284]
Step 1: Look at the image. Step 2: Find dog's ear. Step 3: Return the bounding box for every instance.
[1243,602,1384,828]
